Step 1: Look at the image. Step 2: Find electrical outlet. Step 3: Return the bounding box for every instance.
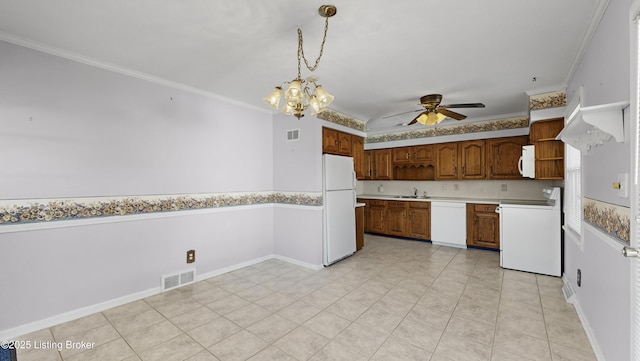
[453,184,459,191]
[501,184,508,192]
[187,250,195,264]
[442,184,447,190]
[577,269,581,287]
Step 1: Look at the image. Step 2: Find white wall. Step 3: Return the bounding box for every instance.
[0,40,276,335]
[564,0,633,359]
[271,113,324,268]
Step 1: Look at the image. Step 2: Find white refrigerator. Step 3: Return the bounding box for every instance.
[323,154,357,266]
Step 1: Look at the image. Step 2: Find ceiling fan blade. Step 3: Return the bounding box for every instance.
[437,107,466,120]
[382,108,423,119]
[441,103,485,109]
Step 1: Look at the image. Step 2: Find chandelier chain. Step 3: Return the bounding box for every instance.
[297,15,330,77]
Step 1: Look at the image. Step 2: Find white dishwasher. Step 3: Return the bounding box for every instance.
[430,201,467,248]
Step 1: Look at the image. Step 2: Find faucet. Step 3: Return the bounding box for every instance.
[413,187,418,197]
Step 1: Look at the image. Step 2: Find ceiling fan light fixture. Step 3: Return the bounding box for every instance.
[264,5,337,119]
[414,111,446,125]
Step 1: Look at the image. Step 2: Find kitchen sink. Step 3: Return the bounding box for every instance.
[394,195,430,199]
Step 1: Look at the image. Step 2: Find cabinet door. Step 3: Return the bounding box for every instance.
[486,136,528,179]
[352,136,365,179]
[386,202,407,236]
[408,207,430,240]
[364,150,374,180]
[374,149,393,180]
[338,131,352,156]
[369,205,386,233]
[355,206,364,250]
[412,144,435,163]
[459,140,486,179]
[392,147,411,164]
[322,127,339,154]
[435,143,458,179]
[466,204,500,249]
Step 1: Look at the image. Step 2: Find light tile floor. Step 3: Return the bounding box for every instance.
[16,234,596,361]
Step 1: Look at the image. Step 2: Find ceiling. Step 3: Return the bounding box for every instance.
[0,0,605,135]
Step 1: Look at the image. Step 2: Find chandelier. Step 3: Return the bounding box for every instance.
[263,5,337,119]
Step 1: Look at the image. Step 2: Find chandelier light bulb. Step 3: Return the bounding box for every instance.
[263,87,282,110]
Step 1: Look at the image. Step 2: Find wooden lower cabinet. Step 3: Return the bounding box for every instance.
[359,199,430,241]
[407,202,430,240]
[367,200,387,234]
[466,203,500,249]
[355,205,364,251]
[386,201,408,236]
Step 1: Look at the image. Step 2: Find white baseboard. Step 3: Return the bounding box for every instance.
[562,274,606,361]
[0,254,322,341]
[273,254,323,270]
[0,287,160,341]
[196,255,274,282]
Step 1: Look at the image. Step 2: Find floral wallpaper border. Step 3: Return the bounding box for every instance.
[317,109,367,132]
[365,116,529,143]
[0,191,322,226]
[583,197,630,243]
[529,90,566,111]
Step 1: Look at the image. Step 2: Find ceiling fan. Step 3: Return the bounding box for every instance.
[384,94,485,126]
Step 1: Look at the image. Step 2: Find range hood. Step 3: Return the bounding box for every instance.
[556,101,628,153]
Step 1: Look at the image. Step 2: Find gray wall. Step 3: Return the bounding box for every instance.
[0,40,276,333]
[565,0,633,360]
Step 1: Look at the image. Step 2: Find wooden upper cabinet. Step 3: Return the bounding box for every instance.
[352,136,365,179]
[459,140,486,179]
[486,136,528,179]
[393,144,435,164]
[435,142,458,179]
[364,150,374,180]
[413,144,435,163]
[392,147,411,164]
[338,131,352,156]
[374,149,393,180]
[322,127,340,154]
[322,127,353,156]
[530,118,564,179]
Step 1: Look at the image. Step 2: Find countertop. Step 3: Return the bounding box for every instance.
[357,194,548,206]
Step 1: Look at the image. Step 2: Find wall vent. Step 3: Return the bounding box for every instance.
[562,281,576,303]
[287,129,300,141]
[162,268,196,291]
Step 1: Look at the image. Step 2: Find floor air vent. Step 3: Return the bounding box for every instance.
[162,269,196,291]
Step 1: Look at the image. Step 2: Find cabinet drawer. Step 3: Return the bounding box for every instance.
[409,202,430,209]
[387,201,408,208]
[473,204,498,212]
[367,200,387,206]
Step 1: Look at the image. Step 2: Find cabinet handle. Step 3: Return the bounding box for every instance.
[462,166,465,175]
[406,152,409,160]
[335,139,338,145]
